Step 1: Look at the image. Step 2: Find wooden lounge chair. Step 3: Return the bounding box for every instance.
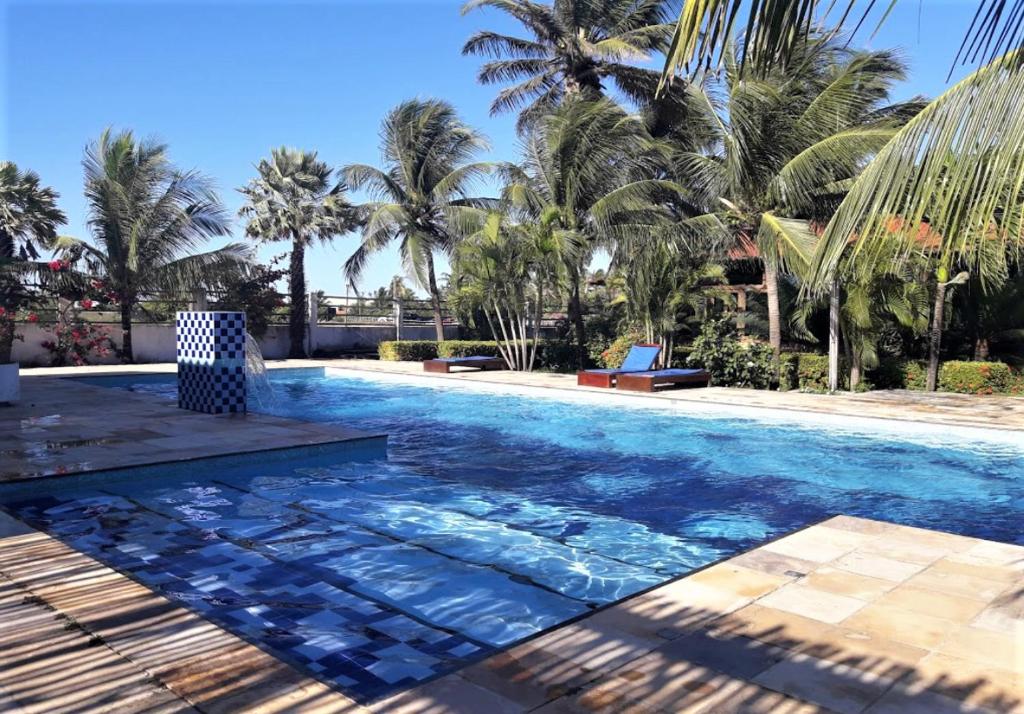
[423,356,506,374]
[616,368,710,392]
[577,344,662,388]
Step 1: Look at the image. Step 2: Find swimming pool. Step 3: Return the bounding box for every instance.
[2,367,1022,702]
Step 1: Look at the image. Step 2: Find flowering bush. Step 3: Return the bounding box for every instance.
[0,307,38,363]
[40,318,114,366]
[597,333,643,368]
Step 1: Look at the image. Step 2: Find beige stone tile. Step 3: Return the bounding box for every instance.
[730,549,819,579]
[957,541,1024,570]
[823,516,898,536]
[708,605,834,653]
[905,564,1008,603]
[370,675,522,714]
[757,583,868,625]
[833,551,927,583]
[762,526,872,564]
[800,567,897,602]
[874,585,989,623]
[903,652,1024,711]
[458,642,600,710]
[841,602,955,650]
[684,563,792,599]
[753,651,898,714]
[927,556,1024,585]
[865,682,1004,714]
[935,625,1024,672]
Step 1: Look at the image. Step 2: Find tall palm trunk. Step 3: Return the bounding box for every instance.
[828,277,841,392]
[764,261,782,360]
[288,236,307,359]
[425,252,445,342]
[120,301,134,363]
[850,350,863,390]
[926,282,947,391]
[567,276,586,369]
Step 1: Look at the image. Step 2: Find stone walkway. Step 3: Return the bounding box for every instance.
[1,363,1021,712]
[0,375,384,482]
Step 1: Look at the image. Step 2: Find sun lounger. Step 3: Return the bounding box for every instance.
[577,343,662,388]
[423,356,506,373]
[616,368,711,392]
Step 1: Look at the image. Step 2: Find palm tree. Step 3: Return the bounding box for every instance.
[66,129,249,362]
[461,0,675,130]
[343,99,493,341]
[0,162,66,363]
[239,148,357,358]
[677,38,915,360]
[501,97,670,367]
[660,1,1023,83]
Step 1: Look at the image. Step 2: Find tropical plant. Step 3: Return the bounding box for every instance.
[0,162,65,363]
[54,129,249,363]
[792,251,931,388]
[500,96,669,367]
[343,99,494,341]
[611,235,725,366]
[450,211,550,370]
[660,1,1021,82]
[677,36,916,361]
[239,148,357,357]
[461,0,676,130]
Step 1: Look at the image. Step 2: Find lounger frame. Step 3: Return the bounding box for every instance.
[423,357,506,374]
[616,370,710,392]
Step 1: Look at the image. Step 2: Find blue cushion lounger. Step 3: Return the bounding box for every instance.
[424,355,506,373]
[616,368,711,392]
[577,343,662,388]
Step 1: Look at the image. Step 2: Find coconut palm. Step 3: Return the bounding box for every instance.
[239,148,357,358]
[0,162,66,363]
[677,37,916,360]
[64,129,249,362]
[461,0,675,130]
[343,99,493,341]
[661,1,1021,82]
[662,5,1024,378]
[500,96,673,367]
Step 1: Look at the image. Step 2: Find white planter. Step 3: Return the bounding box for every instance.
[0,363,19,404]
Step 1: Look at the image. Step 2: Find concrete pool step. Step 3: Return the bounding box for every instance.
[1,510,1020,713]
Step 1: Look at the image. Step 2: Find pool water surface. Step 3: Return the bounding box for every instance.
[1,368,1021,702]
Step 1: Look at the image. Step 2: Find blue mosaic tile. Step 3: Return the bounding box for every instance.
[176,311,247,414]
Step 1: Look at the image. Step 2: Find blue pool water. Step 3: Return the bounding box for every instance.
[2,368,1022,702]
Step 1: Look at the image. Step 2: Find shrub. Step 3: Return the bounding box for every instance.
[687,318,775,389]
[437,340,502,358]
[936,360,1015,394]
[378,340,437,361]
[597,334,640,368]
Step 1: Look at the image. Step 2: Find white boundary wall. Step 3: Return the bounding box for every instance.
[11,322,455,366]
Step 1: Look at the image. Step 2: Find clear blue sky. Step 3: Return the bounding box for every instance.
[2,0,977,296]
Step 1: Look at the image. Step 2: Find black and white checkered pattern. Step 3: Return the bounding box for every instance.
[176,311,247,414]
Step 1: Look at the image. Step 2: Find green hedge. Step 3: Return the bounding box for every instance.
[779,353,849,392]
[378,341,438,361]
[378,339,577,372]
[905,360,1020,394]
[437,340,502,358]
[780,354,1021,394]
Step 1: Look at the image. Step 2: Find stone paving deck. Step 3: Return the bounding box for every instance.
[0,374,384,482]
[1,362,1022,712]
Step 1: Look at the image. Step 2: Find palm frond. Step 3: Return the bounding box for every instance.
[810,49,1024,289]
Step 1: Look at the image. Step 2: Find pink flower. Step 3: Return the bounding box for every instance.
[48,260,63,271]
[0,307,6,317]
[26,313,38,323]
[80,299,94,309]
